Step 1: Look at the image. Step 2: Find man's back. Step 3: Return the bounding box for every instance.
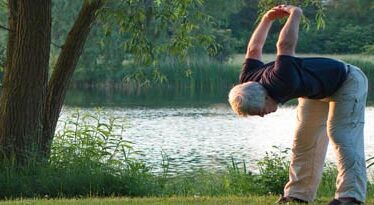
[240,55,348,104]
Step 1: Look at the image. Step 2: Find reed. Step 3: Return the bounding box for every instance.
[67,54,374,106]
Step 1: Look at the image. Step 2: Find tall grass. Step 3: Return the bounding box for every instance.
[68,54,374,106]
[0,110,372,199]
[120,57,239,97]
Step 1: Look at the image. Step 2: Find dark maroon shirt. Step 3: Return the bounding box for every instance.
[239,55,347,104]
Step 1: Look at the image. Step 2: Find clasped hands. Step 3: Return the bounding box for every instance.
[263,5,303,21]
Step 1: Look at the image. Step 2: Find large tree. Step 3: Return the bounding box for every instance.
[0,0,216,163]
[0,0,104,163]
[0,0,323,164]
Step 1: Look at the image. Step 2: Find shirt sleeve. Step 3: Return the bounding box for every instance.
[239,58,264,83]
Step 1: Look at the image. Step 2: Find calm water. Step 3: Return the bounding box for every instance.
[60,105,374,173]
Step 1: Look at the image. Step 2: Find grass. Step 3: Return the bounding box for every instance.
[1,196,373,205]
[0,196,373,205]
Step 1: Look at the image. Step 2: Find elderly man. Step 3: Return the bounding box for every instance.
[228,5,368,205]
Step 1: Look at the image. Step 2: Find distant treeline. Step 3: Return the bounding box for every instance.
[229,0,374,56]
[0,0,373,85]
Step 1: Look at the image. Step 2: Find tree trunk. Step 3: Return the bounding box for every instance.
[0,0,51,163]
[4,0,17,75]
[0,0,103,163]
[42,0,103,156]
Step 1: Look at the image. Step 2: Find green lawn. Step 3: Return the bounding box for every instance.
[1,196,373,205]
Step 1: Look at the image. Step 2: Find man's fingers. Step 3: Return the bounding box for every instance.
[272,4,291,13]
[265,5,291,20]
[274,4,286,9]
[272,7,288,12]
[270,8,289,15]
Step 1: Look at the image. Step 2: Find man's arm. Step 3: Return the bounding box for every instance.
[276,5,303,56]
[245,17,273,60]
[245,8,288,60]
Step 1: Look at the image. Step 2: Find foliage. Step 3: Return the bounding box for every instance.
[363,45,374,55]
[229,0,373,54]
[317,162,338,196]
[0,110,157,198]
[257,0,325,29]
[98,0,218,65]
[255,146,290,194]
[121,57,238,93]
[50,109,159,194]
[5,196,374,205]
[48,0,374,89]
[50,109,135,170]
[50,0,242,85]
[297,0,374,54]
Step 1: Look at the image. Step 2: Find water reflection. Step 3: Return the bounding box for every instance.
[65,87,230,107]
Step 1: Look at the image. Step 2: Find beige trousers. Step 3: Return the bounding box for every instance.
[284,64,368,203]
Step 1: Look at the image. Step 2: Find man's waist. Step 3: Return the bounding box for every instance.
[345,64,351,76]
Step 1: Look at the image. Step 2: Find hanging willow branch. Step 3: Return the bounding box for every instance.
[0,24,11,31]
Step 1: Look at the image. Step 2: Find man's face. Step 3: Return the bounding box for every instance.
[249,95,278,117]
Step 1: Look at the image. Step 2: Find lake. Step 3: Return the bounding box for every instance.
[60,104,374,173]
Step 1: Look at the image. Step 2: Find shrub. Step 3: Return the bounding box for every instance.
[255,146,290,194]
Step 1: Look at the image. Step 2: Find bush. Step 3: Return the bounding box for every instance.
[255,146,290,195]
[0,109,158,198]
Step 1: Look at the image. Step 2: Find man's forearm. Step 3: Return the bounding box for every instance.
[276,9,302,56]
[245,16,273,59]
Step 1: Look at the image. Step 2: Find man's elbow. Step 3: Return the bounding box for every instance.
[276,41,295,55]
[277,41,293,50]
[246,47,262,59]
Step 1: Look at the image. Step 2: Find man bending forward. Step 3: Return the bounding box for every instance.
[228,5,368,205]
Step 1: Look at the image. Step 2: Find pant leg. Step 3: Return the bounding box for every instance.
[326,65,368,202]
[284,98,329,202]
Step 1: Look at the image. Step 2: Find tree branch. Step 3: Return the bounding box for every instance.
[0,24,11,31]
[43,0,104,156]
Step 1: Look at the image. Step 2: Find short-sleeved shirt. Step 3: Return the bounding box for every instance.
[239,55,348,104]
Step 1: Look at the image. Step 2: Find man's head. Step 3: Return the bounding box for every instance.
[228,81,278,117]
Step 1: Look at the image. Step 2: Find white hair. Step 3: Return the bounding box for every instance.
[228,81,267,116]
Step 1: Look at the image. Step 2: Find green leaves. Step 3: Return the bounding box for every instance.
[50,109,147,174]
[98,0,217,65]
[257,0,325,30]
[256,146,290,194]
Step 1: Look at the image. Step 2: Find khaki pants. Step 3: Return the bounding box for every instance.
[284,64,368,202]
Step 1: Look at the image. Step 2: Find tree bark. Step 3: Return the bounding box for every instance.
[4,0,17,75]
[42,0,103,156]
[0,0,51,163]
